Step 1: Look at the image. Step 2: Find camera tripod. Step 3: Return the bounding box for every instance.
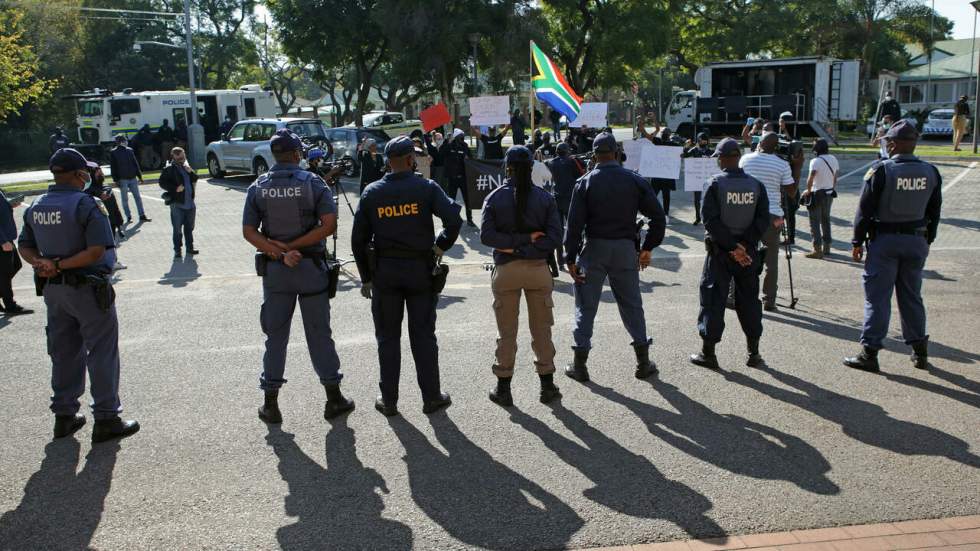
[326,176,357,266]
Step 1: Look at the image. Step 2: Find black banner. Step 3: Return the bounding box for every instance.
[464,158,505,209]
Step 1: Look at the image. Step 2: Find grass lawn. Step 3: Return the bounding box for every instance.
[0,168,210,195]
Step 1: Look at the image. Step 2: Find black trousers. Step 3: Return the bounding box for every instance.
[698,251,762,343]
[0,249,21,307]
[443,176,473,222]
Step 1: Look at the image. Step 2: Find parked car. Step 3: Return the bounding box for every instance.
[921,108,956,138]
[206,117,328,178]
[326,127,391,176]
[346,111,422,135]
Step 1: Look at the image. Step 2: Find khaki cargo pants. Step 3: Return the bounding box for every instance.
[491,259,556,378]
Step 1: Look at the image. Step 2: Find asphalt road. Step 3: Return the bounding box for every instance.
[0,157,978,551]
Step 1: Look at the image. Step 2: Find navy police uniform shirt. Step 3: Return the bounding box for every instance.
[701,168,770,252]
[852,154,942,246]
[350,171,463,283]
[242,163,337,254]
[18,184,116,274]
[480,180,563,266]
[563,160,667,265]
[545,155,584,214]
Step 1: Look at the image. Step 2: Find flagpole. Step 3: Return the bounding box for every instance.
[529,40,535,146]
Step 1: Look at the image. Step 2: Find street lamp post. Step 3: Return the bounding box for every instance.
[183,0,204,168]
[972,1,980,154]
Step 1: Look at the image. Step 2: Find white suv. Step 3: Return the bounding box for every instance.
[206,118,327,177]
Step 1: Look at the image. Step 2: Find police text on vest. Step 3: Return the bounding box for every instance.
[727,192,755,205]
[33,211,62,225]
[262,187,303,198]
[377,203,420,218]
[896,178,927,191]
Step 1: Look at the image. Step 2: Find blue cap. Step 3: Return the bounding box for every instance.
[270,129,303,153]
[49,148,89,172]
[712,137,742,157]
[885,119,919,141]
[384,135,414,158]
[504,145,532,165]
[307,147,325,161]
[592,132,617,153]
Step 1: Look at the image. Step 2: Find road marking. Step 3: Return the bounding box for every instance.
[838,160,875,182]
[142,195,165,202]
[942,161,977,193]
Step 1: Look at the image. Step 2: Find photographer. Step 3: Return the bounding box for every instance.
[801,139,838,259]
[159,147,199,259]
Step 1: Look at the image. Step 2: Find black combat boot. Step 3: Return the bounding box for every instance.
[633,338,658,379]
[746,337,764,368]
[539,373,561,404]
[91,417,140,443]
[323,384,355,419]
[911,339,930,370]
[374,394,399,417]
[53,414,86,439]
[258,390,283,424]
[422,392,452,414]
[564,348,590,382]
[843,346,880,373]
[488,376,513,407]
[690,339,720,369]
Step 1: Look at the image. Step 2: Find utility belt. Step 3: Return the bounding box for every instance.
[873,222,927,238]
[254,250,339,299]
[36,270,115,312]
[377,248,432,260]
[372,245,449,293]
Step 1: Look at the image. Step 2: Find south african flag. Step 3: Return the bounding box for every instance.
[531,41,583,122]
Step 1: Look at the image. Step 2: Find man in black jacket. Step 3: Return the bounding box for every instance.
[0,190,31,315]
[109,135,151,224]
[439,129,475,226]
[158,147,199,258]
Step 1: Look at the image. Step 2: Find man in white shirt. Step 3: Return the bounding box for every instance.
[739,132,792,311]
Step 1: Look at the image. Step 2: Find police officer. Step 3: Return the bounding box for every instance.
[480,146,564,406]
[689,138,771,369]
[683,132,713,225]
[563,132,666,382]
[546,142,585,267]
[48,127,70,154]
[351,136,463,417]
[242,129,353,423]
[1,189,31,315]
[18,148,139,442]
[844,120,942,372]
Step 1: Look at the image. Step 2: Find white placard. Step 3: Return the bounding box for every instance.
[639,145,682,179]
[622,139,645,172]
[683,157,718,192]
[569,102,607,128]
[468,95,510,126]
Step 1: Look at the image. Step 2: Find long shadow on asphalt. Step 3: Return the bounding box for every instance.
[510,402,726,540]
[389,413,584,551]
[158,257,201,288]
[266,420,413,550]
[722,365,980,468]
[588,380,840,495]
[0,439,119,549]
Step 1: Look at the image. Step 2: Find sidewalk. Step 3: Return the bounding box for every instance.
[585,516,980,551]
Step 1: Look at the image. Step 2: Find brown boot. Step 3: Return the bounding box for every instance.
[805,248,823,259]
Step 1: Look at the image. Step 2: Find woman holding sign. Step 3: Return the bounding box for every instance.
[683,132,713,225]
[637,115,677,222]
[479,145,563,407]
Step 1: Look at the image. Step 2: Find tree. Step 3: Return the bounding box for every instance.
[539,0,671,94]
[165,0,257,89]
[250,18,303,114]
[0,9,54,123]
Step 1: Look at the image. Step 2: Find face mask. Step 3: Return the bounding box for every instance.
[81,171,93,190]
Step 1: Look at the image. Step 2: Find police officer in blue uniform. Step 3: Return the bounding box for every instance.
[844,120,942,372]
[481,145,564,406]
[243,129,354,423]
[352,136,463,417]
[546,142,584,265]
[18,149,139,442]
[689,138,771,369]
[563,132,666,382]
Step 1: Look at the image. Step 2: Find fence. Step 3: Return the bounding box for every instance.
[0,129,51,169]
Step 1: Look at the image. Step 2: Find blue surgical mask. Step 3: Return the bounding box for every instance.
[81,172,93,191]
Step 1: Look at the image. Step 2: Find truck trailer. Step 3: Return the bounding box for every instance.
[665,56,861,143]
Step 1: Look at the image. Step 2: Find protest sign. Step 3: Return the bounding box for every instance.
[468,96,510,127]
[464,158,506,209]
[568,102,607,128]
[420,103,451,132]
[683,157,718,192]
[622,139,646,172]
[639,145,682,179]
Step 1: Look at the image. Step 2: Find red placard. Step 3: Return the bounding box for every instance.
[420,103,452,133]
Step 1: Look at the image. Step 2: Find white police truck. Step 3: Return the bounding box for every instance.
[65,85,277,166]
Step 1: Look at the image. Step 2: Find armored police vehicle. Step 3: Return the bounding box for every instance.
[65,85,277,159]
[665,56,861,143]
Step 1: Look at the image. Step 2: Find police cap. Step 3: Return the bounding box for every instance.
[384,135,414,158]
[556,142,570,155]
[49,148,89,173]
[270,129,303,153]
[592,132,617,153]
[712,137,741,158]
[504,145,532,165]
[884,119,919,141]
